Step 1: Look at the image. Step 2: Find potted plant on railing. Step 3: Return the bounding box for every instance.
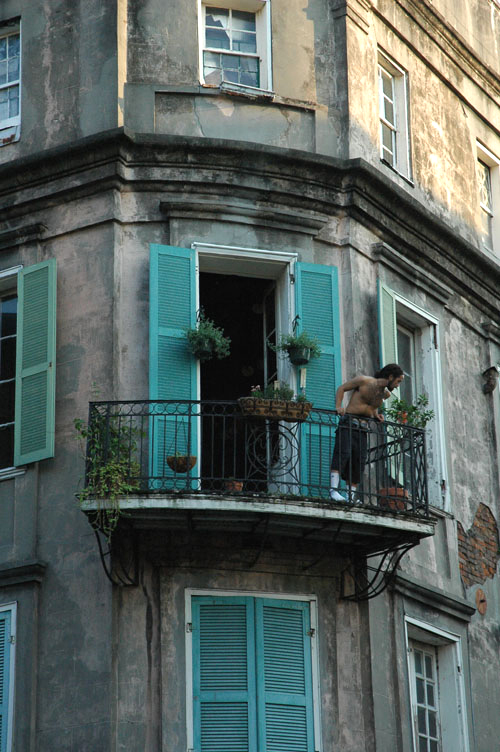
[238,383,313,422]
[186,309,231,362]
[271,330,322,366]
[378,394,434,510]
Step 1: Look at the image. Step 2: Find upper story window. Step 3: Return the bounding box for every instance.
[199,1,272,92]
[476,142,499,256]
[0,293,17,469]
[378,51,411,179]
[0,21,20,144]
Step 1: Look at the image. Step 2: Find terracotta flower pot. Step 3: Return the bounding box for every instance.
[378,487,409,511]
[224,479,243,493]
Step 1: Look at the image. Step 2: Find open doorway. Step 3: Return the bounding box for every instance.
[199,272,277,400]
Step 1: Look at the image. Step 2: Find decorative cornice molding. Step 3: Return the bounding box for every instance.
[372,242,453,304]
[0,223,45,251]
[392,572,476,621]
[0,560,47,588]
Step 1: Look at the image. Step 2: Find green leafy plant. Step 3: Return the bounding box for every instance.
[249,383,308,402]
[186,309,231,362]
[74,413,143,539]
[385,394,434,428]
[271,330,322,360]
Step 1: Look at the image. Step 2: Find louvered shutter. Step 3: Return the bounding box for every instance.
[149,245,198,486]
[295,263,341,496]
[256,599,315,752]
[0,610,11,752]
[377,280,398,368]
[14,259,57,466]
[192,596,257,752]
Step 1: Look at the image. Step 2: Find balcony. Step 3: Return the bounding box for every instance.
[80,400,436,597]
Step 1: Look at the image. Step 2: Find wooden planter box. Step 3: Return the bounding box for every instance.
[238,397,313,422]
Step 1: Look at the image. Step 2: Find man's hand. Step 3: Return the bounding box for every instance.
[375,413,384,422]
[337,407,346,416]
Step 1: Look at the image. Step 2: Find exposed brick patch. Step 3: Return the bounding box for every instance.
[457,503,499,588]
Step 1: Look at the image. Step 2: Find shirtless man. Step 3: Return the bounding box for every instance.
[330,364,404,502]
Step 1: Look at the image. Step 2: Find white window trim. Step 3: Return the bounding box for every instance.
[0,22,21,142]
[0,601,17,752]
[198,0,272,93]
[185,587,322,752]
[405,616,469,752]
[378,49,411,180]
[393,293,449,510]
[476,141,500,256]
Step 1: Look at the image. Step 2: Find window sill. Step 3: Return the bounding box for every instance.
[0,466,25,482]
[380,157,414,187]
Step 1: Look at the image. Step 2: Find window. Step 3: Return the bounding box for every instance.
[199,1,272,91]
[405,617,469,752]
[378,51,411,178]
[187,592,319,751]
[0,604,16,752]
[476,142,499,255]
[0,22,20,144]
[0,261,57,473]
[378,281,448,508]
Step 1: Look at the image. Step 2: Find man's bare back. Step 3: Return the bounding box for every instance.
[335,372,404,420]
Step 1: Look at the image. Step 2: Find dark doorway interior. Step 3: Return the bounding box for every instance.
[199,272,276,400]
[199,272,277,488]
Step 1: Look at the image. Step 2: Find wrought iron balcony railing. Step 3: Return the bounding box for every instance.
[82,400,429,518]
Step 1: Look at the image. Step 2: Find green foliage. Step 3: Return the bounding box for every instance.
[249,383,308,402]
[271,330,322,360]
[74,413,143,539]
[186,310,231,362]
[385,394,435,428]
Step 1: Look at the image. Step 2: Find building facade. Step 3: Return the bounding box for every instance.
[0,0,499,750]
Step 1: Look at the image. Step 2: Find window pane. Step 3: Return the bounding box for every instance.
[414,649,423,675]
[384,99,395,125]
[232,10,256,31]
[223,68,239,83]
[8,54,20,82]
[428,710,437,737]
[206,27,230,49]
[8,34,20,58]
[382,123,393,153]
[0,37,6,61]
[0,338,16,380]
[381,69,393,98]
[8,86,19,117]
[418,738,428,752]
[240,71,258,87]
[416,677,425,703]
[424,654,433,679]
[417,707,427,734]
[206,8,229,27]
[1,297,17,336]
[0,424,14,469]
[232,30,256,53]
[0,381,15,424]
[429,741,438,752]
[0,89,8,120]
[426,682,435,707]
[0,60,7,85]
[241,56,259,72]
[478,160,493,212]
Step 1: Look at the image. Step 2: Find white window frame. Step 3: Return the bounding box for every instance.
[185,587,322,752]
[378,50,411,179]
[0,601,17,752]
[405,616,470,752]
[476,141,500,256]
[394,294,449,510]
[0,21,21,144]
[198,0,272,93]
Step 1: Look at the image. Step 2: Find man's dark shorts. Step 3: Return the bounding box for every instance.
[331,415,369,485]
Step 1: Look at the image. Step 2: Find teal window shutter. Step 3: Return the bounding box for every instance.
[149,245,198,483]
[295,263,341,495]
[192,596,257,752]
[377,280,398,368]
[255,598,315,752]
[14,259,57,466]
[0,610,12,752]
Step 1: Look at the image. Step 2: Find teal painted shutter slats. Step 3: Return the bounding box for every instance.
[14,259,57,466]
[0,611,11,752]
[296,263,341,496]
[256,599,315,752]
[377,280,398,368]
[192,596,257,752]
[149,245,197,485]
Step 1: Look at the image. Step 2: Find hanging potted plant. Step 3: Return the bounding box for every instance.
[378,394,434,511]
[186,309,231,362]
[271,330,322,366]
[166,452,197,473]
[238,383,313,422]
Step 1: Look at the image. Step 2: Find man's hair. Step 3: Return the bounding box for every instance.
[374,363,404,380]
